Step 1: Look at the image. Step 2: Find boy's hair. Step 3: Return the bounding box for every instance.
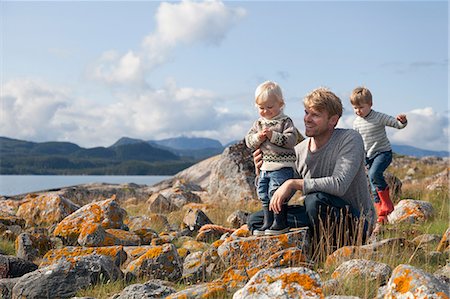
[255,81,284,105]
[350,86,372,106]
[303,87,343,117]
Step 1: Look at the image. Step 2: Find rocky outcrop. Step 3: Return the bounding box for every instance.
[174,141,257,202]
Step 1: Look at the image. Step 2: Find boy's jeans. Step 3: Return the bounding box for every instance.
[257,167,294,207]
[365,151,392,203]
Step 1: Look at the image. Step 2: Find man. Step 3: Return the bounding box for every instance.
[248,87,375,242]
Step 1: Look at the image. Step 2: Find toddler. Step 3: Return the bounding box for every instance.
[245,81,301,236]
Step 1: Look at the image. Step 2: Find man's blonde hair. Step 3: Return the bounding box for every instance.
[303,87,343,117]
[255,81,284,105]
[350,86,372,106]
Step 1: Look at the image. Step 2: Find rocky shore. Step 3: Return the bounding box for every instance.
[0,141,448,298]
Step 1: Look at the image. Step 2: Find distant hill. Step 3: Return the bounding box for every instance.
[149,136,224,160]
[0,137,192,175]
[392,144,449,158]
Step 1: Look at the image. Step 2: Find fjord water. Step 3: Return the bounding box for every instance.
[0,175,171,196]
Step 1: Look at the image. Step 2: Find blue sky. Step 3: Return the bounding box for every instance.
[1,0,448,151]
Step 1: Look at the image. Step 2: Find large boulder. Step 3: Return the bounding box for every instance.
[175,141,257,202]
[218,228,309,269]
[233,267,323,299]
[12,255,122,299]
[53,196,127,244]
[16,193,80,228]
[125,244,183,281]
[383,264,449,298]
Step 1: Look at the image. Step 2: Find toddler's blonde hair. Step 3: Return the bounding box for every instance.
[255,81,284,106]
[350,86,372,106]
[303,87,343,117]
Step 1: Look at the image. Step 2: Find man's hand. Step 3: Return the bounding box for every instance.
[253,148,263,176]
[270,179,303,213]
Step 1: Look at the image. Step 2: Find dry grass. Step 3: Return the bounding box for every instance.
[0,238,15,255]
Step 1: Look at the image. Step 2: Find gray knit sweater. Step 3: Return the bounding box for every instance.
[353,109,407,159]
[295,129,375,224]
[245,113,299,171]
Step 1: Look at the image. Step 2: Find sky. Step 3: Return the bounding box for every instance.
[1,0,448,152]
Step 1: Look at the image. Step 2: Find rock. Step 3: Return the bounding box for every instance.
[166,281,227,299]
[434,262,450,280]
[0,211,25,228]
[384,264,449,298]
[0,255,38,278]
[125,215,169,236]
[125,243,183,281]
[77,223,141,247]
[218,228,309,269]
[233,267,323,299]
[112,279,176,299]
[20,183,154,206]
[227,210,250,228]
[412,233,442,247]
[183,208,213,232]
[182,251,205,284]
[180,239,210,253]
[175,141,257,202]
[325,238,413,267]
[388,199,434,224]
[16,193,80,228]
[53,196,127,245]
[160,189,202,210]
[12,254,123,299]
[0,277,20,299]
[15,232,53,261]
[331,259,392,285]
[40,246,127,267]
[147,193,176,213]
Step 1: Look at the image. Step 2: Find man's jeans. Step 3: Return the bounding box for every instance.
[257,167,294,207]
[365,151,392,203]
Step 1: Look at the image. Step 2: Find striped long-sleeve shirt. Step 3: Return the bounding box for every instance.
[353,109,407,159]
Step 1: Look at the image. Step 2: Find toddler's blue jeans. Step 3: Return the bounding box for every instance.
[257,167,294,207]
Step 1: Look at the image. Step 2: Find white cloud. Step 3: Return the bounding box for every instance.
[339,107,449,152]
[0,78,251,147]
[91,0,246,84]
[389,107,449,152]
[0,79,70,141]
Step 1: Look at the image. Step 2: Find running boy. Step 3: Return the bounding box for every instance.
[350,86,407,225]
[245,81,301,236]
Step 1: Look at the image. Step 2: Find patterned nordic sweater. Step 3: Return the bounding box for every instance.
[353,109,407,159]
[245,113,300,171]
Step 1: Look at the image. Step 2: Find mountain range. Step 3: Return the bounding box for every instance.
[0,136,447,175]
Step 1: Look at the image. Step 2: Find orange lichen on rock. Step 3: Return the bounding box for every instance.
[200,282,227,298]
[40,245,126,267]
[393,268,413,294]
[220,267,249,289]
[53,197,126,244]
